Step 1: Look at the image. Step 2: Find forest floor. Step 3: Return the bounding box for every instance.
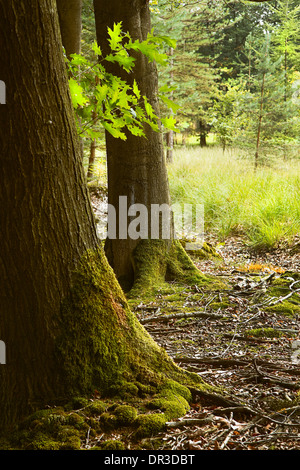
[89,190,300,451]
[134,236,300,451]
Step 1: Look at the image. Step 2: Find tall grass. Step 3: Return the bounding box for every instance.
[168,146,300,250]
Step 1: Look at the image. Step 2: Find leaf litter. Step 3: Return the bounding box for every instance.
[134,235,300,450]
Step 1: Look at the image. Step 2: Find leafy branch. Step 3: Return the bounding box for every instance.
[66,22,179,141]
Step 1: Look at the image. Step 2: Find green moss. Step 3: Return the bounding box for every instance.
[4,247,212,450]
[262,274,300,317]
[99,440,126,450]
[265,301,300,317]
[133,413,167,439]
[8,407,87,450]
[25,433,61,450]
[56,248,186,399]
[128,239,209,299]
[244,328,284,338]
[112,405,138,426]
[146,379,191,421]
[160,379,192,402]
[57,427,81,450]
[108,381,140,399]
[70,397,90,409]
[180,239,223,261]
[209,301,230,311]
[99,412,118,431]
[88,400,107,416]
[147,396,188,421]
[262,395,300,412]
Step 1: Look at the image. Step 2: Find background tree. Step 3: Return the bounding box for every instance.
[93,0,207,295]
[151,0,226,148]
[56,0,83,57]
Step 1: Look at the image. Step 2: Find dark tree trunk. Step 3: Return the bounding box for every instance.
[0,0,98,428]
[56,0,82,57]
[93,0,204,294]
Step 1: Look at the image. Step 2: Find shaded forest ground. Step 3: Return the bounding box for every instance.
[88,190,300,451]
[133,236,300,450]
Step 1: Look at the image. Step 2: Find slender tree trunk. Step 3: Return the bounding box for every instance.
[166,46,174,164]
[255,72,265,170]
[93,0,205,294]
[87,137,97,180]
[56,0,86,163]
[0,0,195,431]
[56,0,82,57]
[166,129,174,163]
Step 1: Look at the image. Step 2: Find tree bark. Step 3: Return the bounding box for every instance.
[56,0,82,57]
[0,0,98,428]
[0,0,195,431]
[93,0,205,294]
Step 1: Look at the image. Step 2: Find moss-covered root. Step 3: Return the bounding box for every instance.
[56,247,207,403]
[128,238,221,299]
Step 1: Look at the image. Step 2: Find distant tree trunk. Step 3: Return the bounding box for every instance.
[0,0,196,431]
[56,0,82,57]
[166,130,174,163]
[255,71,265,170]
[200,132,207,148]
[93,0,205,295]
[198,119,208,148]
[166,46,175,163]
[56,0,85,163]
[87,137,97,180]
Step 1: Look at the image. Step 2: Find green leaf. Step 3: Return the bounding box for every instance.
[144,97,155,118]
[103,121,127,140]
[160,95,181,114]
[105,51,136,72]
[70,54,89,66]
[133,79,141,99]
[69,78,88,109]
[107,22,123,51]
[95,84,109,104]
[92,41,102,57]
[161,115,178,132]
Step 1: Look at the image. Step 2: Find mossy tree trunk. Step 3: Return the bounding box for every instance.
[0,0,200,431]
[93,0,206,294]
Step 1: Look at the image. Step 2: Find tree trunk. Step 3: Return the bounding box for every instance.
[93,0,206,295]
[255,72,265,171]
[0,0,198,431]
[166,45,174,164]
[56,0,82,57]
[87,138,97,180]
[166,130,174,163]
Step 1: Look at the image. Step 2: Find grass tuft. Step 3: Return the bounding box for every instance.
[168,146,300,251]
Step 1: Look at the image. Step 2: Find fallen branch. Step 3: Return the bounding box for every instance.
[266,287,300,306]
[174,356,249,367]
[166,415,214,429]
[139,310,227,324]
[253,359,300,390]
[174,356,300,377]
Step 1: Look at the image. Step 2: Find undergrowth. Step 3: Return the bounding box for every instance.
[168,146,300,251]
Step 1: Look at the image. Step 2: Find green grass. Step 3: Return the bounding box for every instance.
[168,146,300,251]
